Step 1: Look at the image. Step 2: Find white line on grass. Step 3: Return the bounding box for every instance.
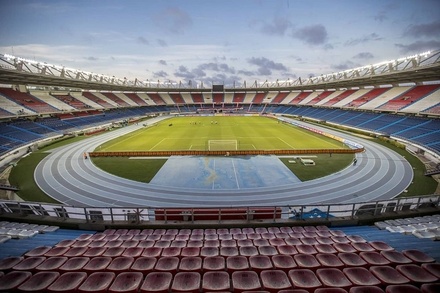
[149,138,166,151]
[278,137,296,149]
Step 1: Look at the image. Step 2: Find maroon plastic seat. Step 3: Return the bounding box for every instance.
[360,252,391,267]
[131,256,156,274]
[122,247,143,257]
[132,234,147,241]
[272,255,297,272]
[248,232,262,240]
[338,252,368,267]
[347,235,367,243]
[285,237,302,246]
[35,256,68,271]
[89,240,107,248]
[239,245,259,257]
[64,247,88,257]
[232,270,261,292]
[108,271,143,293]
[25,246,52,257]
[330,230,346,237]
[59,256,90,272]
[316,237,334,245]
[0,256,23,272]
[385,284,422,293]
[171,272,201,293]
[402,250,436,264]
[18,271,60,292]
[90,233,107,240]
[56,239,76,247]
[161,246,182,257]
[220,246,239,257]
[262,232,276,239]
[137,240,154,248]
[349,286,385,293]
[179,256,202,272]
[351,242,375,252]
[396,264,438,284]
[154,240,171,248]
[107,256,135,272]
[296,244,318,255]
[277,245,298,255]
[0,271,32,291]
[141,247,162,258]
[104,235,121,242]
[140,229,154,236]
[316,268,352,289]
[255,227,268,233]
[343,267,381,286]
[82,256,112,273]
[316,253,345,268]
[249,255,274,273]
[368,241,394,251]
[44,246,70,257]
[12,256,46,271]
[334,243,357,253]
[154,256,179,274]
[72,240,92,248]
[203,256,226,272]
[369,265,410,285]
[103,247,125,257]
[202,271,230,292]
[421,263,440,278]
[83,247,107,257]
[421,283,440,293]
[315,243,338,254]
[300,237,319,245]
[315,289,348,293]
[238,239,253,247]
[47,272,88,293]
[205,240,220,247]
[119,235,136,242]
[258,245,278,256]
[201,246,219,257]
[331,236,350,244]
[380,250,413,266]
[171,240,187,247]
[140,272,172,293]
[175,234,190,241]
[288,269,322,292]
[221,239,237,247]
[181,247,200,257]
[253,238,270,246]
[269,238,286,246]
[226,255,249,273]
[294,254,321,270]
[261,269,293,292]
[78,272,115,293]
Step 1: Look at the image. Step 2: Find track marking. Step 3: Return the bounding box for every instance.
[231,158,240,189]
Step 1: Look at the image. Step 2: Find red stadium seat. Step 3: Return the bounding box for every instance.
[239,245,259,257]
[232,271,261,292]
[107,256,135,273]
[0,271,32,291]
[421,283,440,293]
[380,250,413,266]
[154,240,171,248]
[315,243,338,254]
[396,264,438,284]
[288,268,322,292]
[347,235,367,243]
[103,247,125,257]
[285,237,302,246]
[277,244,298,255]
[83,247,106,257]
[138,240,154,248]
[272,254,297,272]
[131,256,156,274]
[402,250,436,264]
[349,286,385,293]
[221,239,237,247]
[179,256,202,272]
[202,256,225,274]
[220,246,239,257]
[334,243,357,253]
[140,272,172,293]
[316,237,334,245]
[108,272,143,293]
[238,239,254,247]
[82,256,112,273]
[201,247,219,257]
[261,269,293,292]
[385,284,422,293]
[202,271,230,292]
[59,256,90,272]
[226,255,249,273]
[331,236,350,244]
[269,238,286,246]
[338,252,368,267]
[300,237,318,245]
[18,271,60,292]
[171,272,201,293]
[296,244,318,255]
[171,240,187,247]
[122,247,143,257]
[316,268,352,289]
[316,253,345,268]
[181,247,200,257]
[294,254,321,270]
[13,256,46,271]
[351,242,375,253]
[161,246,182,257]
[359,251,391,267]
[44,246,70,257]
[25,246,52,257]
[258,245,278,256]
[249,255,274,273]
[47,272,88,293]
[78,272,115,293]
[253,239,270,246]
[89,240,107,248]
[368,241,394,251]
[421,263,440,278]
[154,256,179,274]
[0,256,23,272]
[56,239,76,247]
[64,247,88,257]
[343,267,381,286]
[35,256,68,271]
[315,289,348,293]
[141,247,162,258]
[369,266,410,285]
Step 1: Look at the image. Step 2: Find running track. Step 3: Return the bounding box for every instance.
[35,117,413,208]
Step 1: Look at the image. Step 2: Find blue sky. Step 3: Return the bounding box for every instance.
[1,0,439,86]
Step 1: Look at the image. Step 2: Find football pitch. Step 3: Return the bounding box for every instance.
[97,116,347,152]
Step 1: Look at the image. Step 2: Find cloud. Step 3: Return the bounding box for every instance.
[292,24,328,45]
[332,60,361,71]
[405,21,440,38]
[153,70,168,78]
[344,33,382,46]
[198,62,236,74]
[247,57,288,76]
[395,40,440,54]
[153,7,192,34]
[85,56,98,61]
[137,36,150,45]
[353,52,374,59]
[260,17,291,36]
[237,69,255,76]
[157,39,168,47]
[158,60,167,65]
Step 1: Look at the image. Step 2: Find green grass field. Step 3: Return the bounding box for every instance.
[97,116,347,152]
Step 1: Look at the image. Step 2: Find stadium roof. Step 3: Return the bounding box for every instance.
[0,50,439,92]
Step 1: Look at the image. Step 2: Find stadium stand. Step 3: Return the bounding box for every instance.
[0,88,59,113]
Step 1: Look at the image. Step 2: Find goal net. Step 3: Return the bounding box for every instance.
[208,140,238,151]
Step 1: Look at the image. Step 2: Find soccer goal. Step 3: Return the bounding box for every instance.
[208,140,238,151]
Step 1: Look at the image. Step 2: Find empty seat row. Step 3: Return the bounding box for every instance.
[1,266,438,293]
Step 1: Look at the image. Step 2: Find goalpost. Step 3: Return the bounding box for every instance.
[208,140,238,151]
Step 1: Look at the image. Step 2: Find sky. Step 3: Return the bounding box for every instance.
[0,0,439,87]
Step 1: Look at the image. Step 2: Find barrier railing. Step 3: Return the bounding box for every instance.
[0,195,438,226]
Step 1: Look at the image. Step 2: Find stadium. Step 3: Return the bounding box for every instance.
[0,1,440,290]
